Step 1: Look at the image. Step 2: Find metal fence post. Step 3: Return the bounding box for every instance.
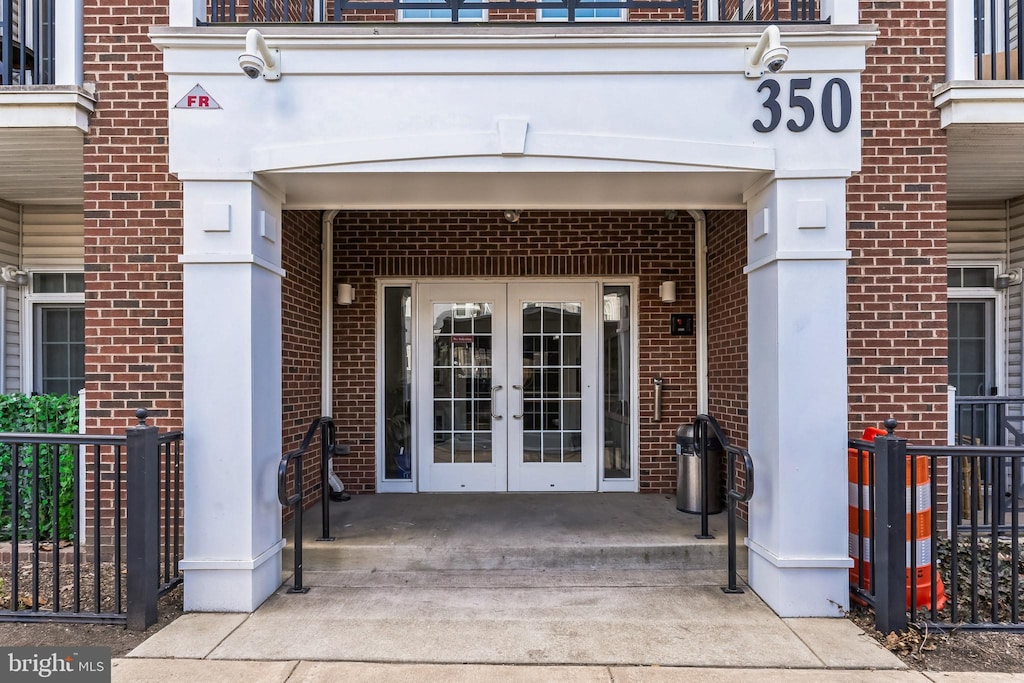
[127,408,160,631]
[873,418,908,634]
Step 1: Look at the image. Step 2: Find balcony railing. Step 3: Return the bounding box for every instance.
[206,0,825,24]
[0,0,55,86]
[974,0,1023,79]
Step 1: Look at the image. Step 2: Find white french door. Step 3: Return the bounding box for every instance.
[415,281,599,492]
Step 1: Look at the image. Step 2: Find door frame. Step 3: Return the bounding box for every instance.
[947,261,1006,398]
[415,281,510,492]
[505,280,600,492]
[375,277,640,493]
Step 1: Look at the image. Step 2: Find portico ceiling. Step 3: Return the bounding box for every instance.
[0,128,84,205]
[0,87,94,206]
[946,123,1024,203]
[274,169,765,210]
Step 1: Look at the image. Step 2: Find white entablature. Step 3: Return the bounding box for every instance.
[152,25,875,208]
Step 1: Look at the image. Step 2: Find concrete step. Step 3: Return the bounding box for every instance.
[284,492,746,573]
[281,568,740,589]
[130,568,904,670]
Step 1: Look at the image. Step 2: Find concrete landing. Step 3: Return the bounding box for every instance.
[286,492,741,571]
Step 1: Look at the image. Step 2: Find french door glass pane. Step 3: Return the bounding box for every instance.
[522,301,583,465]
[433,302,494,464]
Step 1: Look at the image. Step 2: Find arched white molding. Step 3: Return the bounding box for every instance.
[250,131,775,175]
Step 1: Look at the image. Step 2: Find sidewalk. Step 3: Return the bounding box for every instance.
[110,660,1024,682]
[106,568,986,682]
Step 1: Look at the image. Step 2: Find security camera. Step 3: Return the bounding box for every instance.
[745,25,789,78]
[763,45,789,74]
[238,29,281,81]
[238,53,265,80]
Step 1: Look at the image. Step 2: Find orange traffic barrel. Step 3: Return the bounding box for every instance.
[848,427,947,611]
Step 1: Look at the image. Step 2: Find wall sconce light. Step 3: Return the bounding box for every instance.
[664,210,678,221]
[745,25,789,78]
[995,269,1023,290]
[659,281,676,303]
[0,265,28,287]
[336,283,355,306]
[238,28,281,81]
[503,209,522,224]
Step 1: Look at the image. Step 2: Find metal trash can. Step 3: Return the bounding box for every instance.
[675,424,724,514]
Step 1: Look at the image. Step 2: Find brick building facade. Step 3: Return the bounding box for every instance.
[3,0,1019,617]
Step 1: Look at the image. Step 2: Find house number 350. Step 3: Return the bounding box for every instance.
[753,77,852,133]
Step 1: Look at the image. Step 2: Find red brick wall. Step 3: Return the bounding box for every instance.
[80,1,182,555]
[847,1,948,444]
[282,210,325,514]
[707,210,748,447]
[328,210,719,493]
[83,1,183,433]
[707,210,749,511]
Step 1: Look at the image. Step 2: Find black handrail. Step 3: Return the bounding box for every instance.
[692,413,754,594]
[277,416,337,594]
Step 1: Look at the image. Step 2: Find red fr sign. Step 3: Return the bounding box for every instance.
[175,85,221,110]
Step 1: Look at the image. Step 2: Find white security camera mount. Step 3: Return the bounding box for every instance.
[238,28,281,81]
[745,25,789,78]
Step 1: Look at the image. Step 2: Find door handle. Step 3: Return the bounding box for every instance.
[491,385,503,420]
[512,384,524,420]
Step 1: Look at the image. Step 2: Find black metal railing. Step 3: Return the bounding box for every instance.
[691,413,754,594]
[0,0,55,85]
[955,395,1024,447]
[277,416,340,593]
[849,419,1023,633]
[0,409,183,630]
[974,0,1023,80]
[207,0,824,25]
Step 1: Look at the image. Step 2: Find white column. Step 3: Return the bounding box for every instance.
[169,0,207,27]
[54,0,83,85]
[947,1,976,81]
[743,175,853,617]
[178,177,286,612]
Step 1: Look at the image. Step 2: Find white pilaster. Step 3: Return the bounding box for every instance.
[743,175,853,617]
[178,177,286,612]
[169,0,206,27]
[947,1,976,81]
[821,0,858,25]
[54,0,83,85]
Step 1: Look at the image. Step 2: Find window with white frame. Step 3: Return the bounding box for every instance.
[28,272,85,396]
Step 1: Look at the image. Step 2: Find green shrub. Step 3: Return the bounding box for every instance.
[0,393,79,542]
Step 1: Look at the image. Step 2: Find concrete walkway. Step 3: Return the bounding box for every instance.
[110,660,1024,682]
[111,567,951,682]
[115,495,1024,681]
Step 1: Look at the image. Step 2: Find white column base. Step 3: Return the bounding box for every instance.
[181,539,285,612]
[746,539,852,617]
